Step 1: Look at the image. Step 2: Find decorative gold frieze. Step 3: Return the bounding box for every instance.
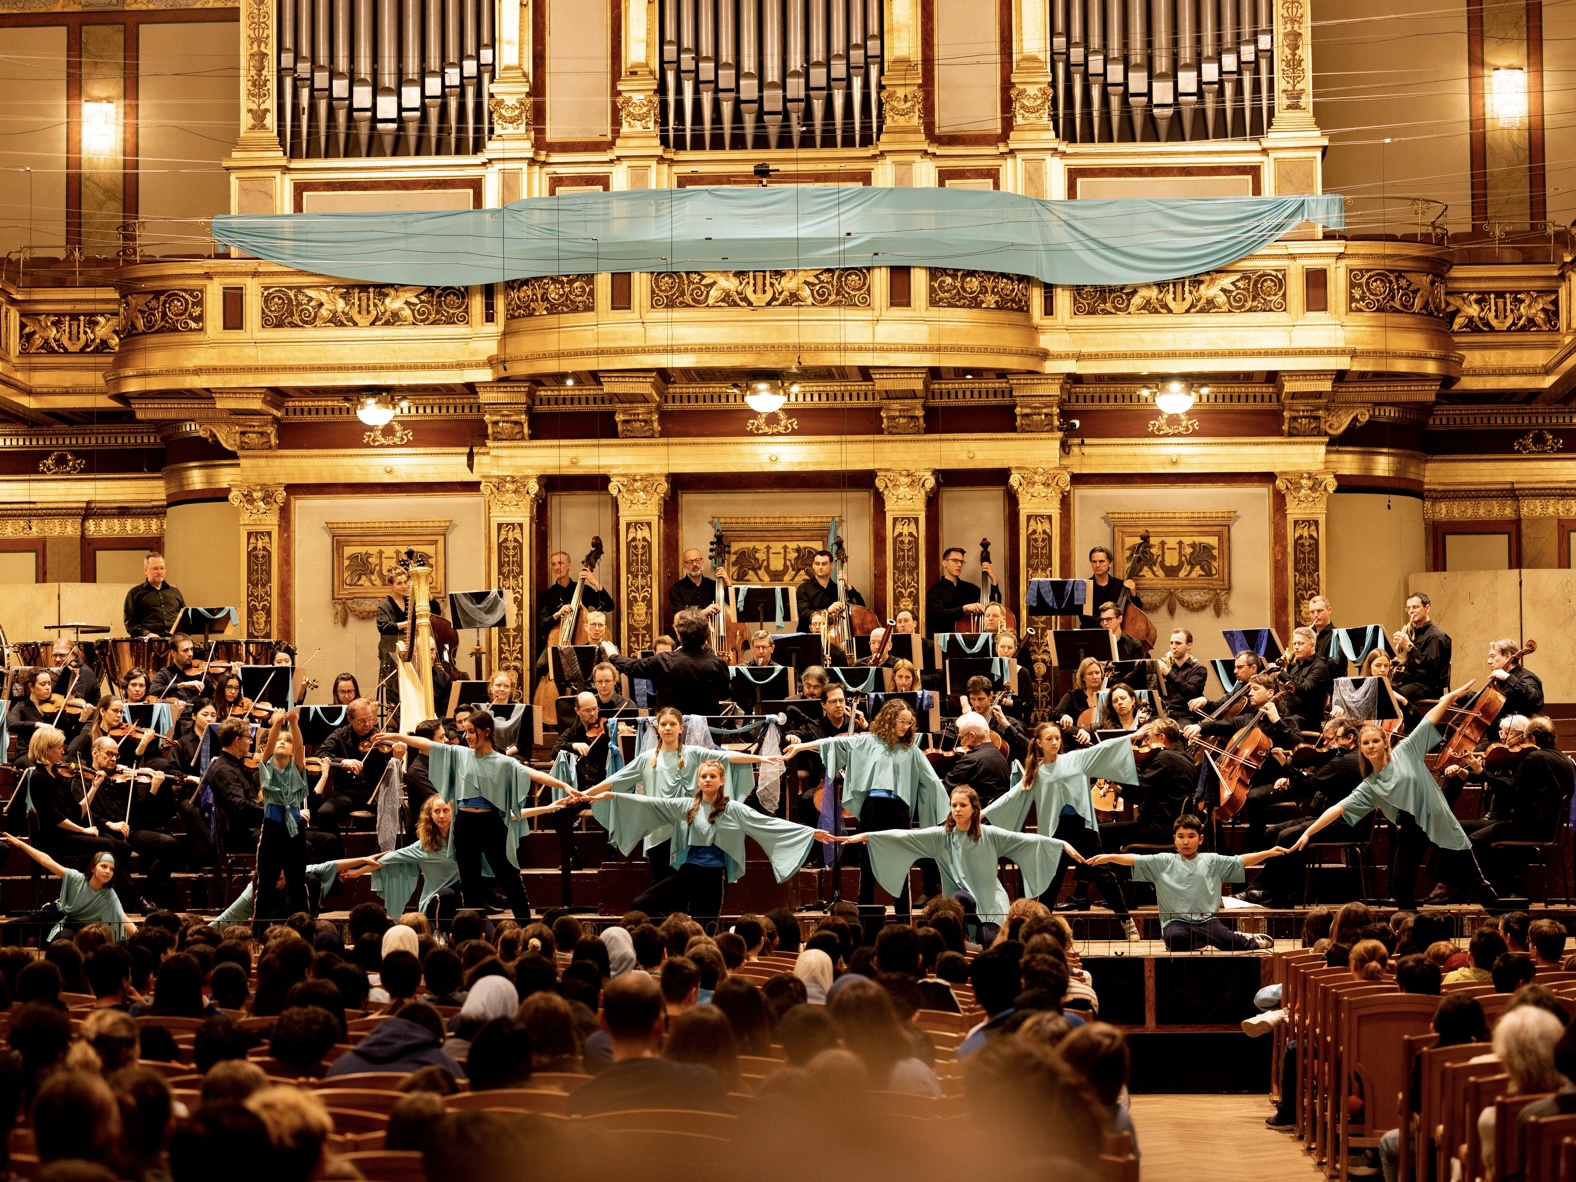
[229,484,287,524]
[1348,269,1446,318]
[481,475,541,513]
[505,275,595,318]
[364,422,414,446]
[83,514,165,538]
[1445,291,1559,333]
[622,520,658,650]
[0,514,80,538]
[608,474,670,514]
[37,450,85,475]
[1009,84,1053,124]
[1513,430,1564,455]
[259,285,468,328]
[1519,496,1576,518]
[616,93,660,132]
[883,88,920,124]
[494,520,527,684]
[649,269,871,310]
[874,469,937,513]
[19,313,121,354]
[1107,511,1236,616]
[244,0,271,130]
[244,530,273,638]
[1284,404,1372,438]
[1275,471,1338,513]
[488,95,530,133]
[889,516,921,616]
[1008,467,1071,510]
[122,290,204,336]
[928,269,1031,312]
[1279,0,1309,111]
[614,407,661,439]
[1072,270,1287,316]
[1422,496,1519,521]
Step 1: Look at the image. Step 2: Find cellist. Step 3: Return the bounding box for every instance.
[1182,672,1299,848]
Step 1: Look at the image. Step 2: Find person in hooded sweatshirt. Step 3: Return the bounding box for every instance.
[325,999,465,1080]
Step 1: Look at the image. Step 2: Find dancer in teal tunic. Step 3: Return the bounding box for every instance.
[583,706,782,882]
[841,785,1078,940]
[574,756,832,922]
[377,711,572,917]
[209,857,371,928]
[782,699,947,914]
[984,722,1143,940]
[255,707,327,927]
[3,840,133,942]
[364,795,466,921]
[1290,682,1497,906]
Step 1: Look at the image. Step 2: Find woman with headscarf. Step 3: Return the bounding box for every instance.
[366,923,423,1005]
[601,926,637,977]
[446,975,520,1064]
[793,948,834,1005]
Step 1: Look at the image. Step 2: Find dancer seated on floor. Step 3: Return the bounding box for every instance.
[2,839,135,943]
[1089,813,1283,952]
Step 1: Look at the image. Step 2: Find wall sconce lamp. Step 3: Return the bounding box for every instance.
[81,101,117,156]
[1489,68,1527,131]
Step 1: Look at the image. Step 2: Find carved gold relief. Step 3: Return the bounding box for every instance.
[615,407,661,438]
[608,474,670,514]
[890,516,921,616]
[0,515,80,538]
[245,530,273,638]
[1072,270,1286,315]
[122,289,204,335]
[1279,0,1308,110]
[1348,269,1446,317]
[713,516,835,586]
[1009,467,1071,510]
[1446,291,1559,333]
[260,285,468,328]
[495,520,526,683]
[505,275,595,318]
[19,313,121,354]
[228,484,287,524]
[616,93,660,132]
[1023,511,1057,723]
[245,0,271,131]
[1009,85,1053,124]
[623,520,657,651]
[649,268,870,310]
[1107,511,1235,616]
[874,469,937,513]
[488,94,530,133]
[1513,430,1564,455]
[1275,471,1338,513]
[203,420,278,452]
[84,514,165,538]
[883,88,920,124]
[928,269,1031,312]
[481,475,542,514]
[325,519,449,611]
[37,450,85,475]
[1424,497,1520,521]
[1284,405,1372,438]
[364,421,414,446]
[1291,519,1321,613]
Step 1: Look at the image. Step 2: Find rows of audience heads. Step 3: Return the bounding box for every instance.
[0,896,1142,1182]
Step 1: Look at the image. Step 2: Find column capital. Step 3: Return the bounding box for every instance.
[228,483,287,524]
[875,469,937,513]
[481,475,542,514]
[1275,471,1338,514]
[1009,466,1072,509]
[608,473,670,514]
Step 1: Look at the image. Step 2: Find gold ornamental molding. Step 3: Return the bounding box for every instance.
[1009,84,1053,125]
[1445,291,1559,333]
[1513,430,1563,455]
[1347,269,1446,318]
[1277,0,1310,112]
[1430,406,1576,431]
[649,269,871,310]
[122,290,204,336]
[83,514,166,538]
[37,450,85,475]
[488,94,531,133]
[0,426,160,450]
[19,312,121,354]
[229,484,288,524]
[202,420,278,453]
[1276,471,1338,513]
[607,474,670,514]
[1423,496,1520,521]
[259,285,469,328]
[882,87,920,125]
[1071,270,1287,316]
[874,469,937,513]
[243,0,271,131]
[1518,496,1576,518]
[505,276,596,318]
[927,269,1031,312]
[615,93,660,132]
[481,475,542,514]
[1009,467,1072,510]
[0,511,82,538]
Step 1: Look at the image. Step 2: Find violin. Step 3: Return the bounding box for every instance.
[40,694,92,717]
[357,734,395,755]
[106,722,176,747]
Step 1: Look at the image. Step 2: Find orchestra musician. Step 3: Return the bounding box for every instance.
[173,700,219,777]
[1155,629,1208,723]
[536,550,615,671]
[377,569,445,684]
[84,736,184,912]
[1360,649,1405,710]
[590,662,635,713]
[797,549,865,627]
[944,710,1011,805]
[744,630,776,667]
[215,674,245,718]
[401,718,446,817]
[1188,651,1268,717]
[951,674,1028,763]
[807,611,850,667]
[788,682,865,832]
[1098,603,1147,666]
[978,603,1007,636]
[605,608,729,717]
[121,669,151,705]
[1183,672,1299,849]
[1307,596,1347,679]
[890,660,920,693]
[123,553,185,638]
[1243,716,1365,908]
[1080,546,1144,629]
[310,698,393,840]
[924,547,998,637]
[670,547,727,616]
[148,636,207,707]
[992,632,1034,727]
[486,671,517,707]
[1463,716,1573,895]
[7,668,60,750]
[1282,626,1334,732]
[1098,684,1150,733]
[1486,637,1544,719]
[1391,592,1452,706]
[48,640,101,713]
[1055,658,1106,748]
[551,691,610,889]
[584,611,617,654]
[1099,718,1197,853]
[893,609,919,634]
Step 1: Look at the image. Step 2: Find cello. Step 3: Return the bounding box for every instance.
[1113,533,1159,652]
[531,537,604,727]
[1192,686,1293,820]
[959,538,1016,633]
[1426,640,1537,784]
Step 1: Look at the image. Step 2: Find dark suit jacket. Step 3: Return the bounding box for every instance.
[611,646,730,716]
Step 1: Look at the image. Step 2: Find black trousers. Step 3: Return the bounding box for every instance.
[852,795,914,915]
[127,828,182,908]
[1466,819,1534,893]
[1391,812,1491,908]
[1042,813,1129,918]
[40,831,139,912]
[455,807,532,919]
[633,862,726,927]
[554,802,590,905]
[311,790,373,837]
[254,818,308,928]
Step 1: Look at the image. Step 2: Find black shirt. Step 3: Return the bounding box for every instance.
[1159,658,1208,719]
[6,698,48,749]
[669,575,720,613]
[552,718,611,788]
[924,577,996,638]
[376,596,444,637]
[1510,747,1575,836]
[1397,621,1451,699]
[946,742,1011,804]
[150,665,206,708]
[535,581,616,650]
[1497,665,1545,720]
[796,577,864,624]
[1196,712,1300,788]
[1314,622,1348,680]
[206,751,264,835]
[1288,748,1363,814]
[1283,657,1333,731]
[1080,578,1143,628]
[317,725,391,801]
[406,751,437,815]
[50,664,99,712]
[1133,747,1196,830]
[124,580,186,637]
[611,646,730,717]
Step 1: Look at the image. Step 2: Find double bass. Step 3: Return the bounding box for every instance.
[531,537,604,727]
[1427,640,1538,785]
[1191,686,1293,820]
[831,536,880,647]
[958,538,1016,633]
[708,522,741,663]
[1113,533,1159,652]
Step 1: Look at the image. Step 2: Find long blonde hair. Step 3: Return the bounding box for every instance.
[942,786,982,840]
[1021,721,1060,787]
[1074,657,1103,693]
[684,759,730,826]
[649,706,686,770]
[1349,939,1389,982]
[416,795,450,851]
[1356,723,1392,778]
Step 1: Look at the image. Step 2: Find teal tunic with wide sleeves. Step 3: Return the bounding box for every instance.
[598,794,817,884]
[53,868,130,941]
[1334,720,1470,851]
[260,759,310,836]
[370,841,463,915]
[208,861,343,928]
[819,733,947,827]
[428,743,537,868]
[864,825,1068,923]
[983,733,1137,834]
[591,745,755,853]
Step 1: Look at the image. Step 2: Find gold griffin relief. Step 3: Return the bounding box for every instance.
[1071,270,1286,316]
[260,285,469,328]
[649,268,871,310]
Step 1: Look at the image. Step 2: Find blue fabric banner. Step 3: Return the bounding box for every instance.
[211,188,1344,289]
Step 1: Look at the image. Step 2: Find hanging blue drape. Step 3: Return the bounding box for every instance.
[211,188,1344,289]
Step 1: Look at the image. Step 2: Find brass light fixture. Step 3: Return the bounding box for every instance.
[738,372,800,435]
[1141,379,1208,436]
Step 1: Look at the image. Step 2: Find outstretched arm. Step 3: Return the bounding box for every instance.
[1,833,67,879]
[521,765,574,794]
[1292,803,1348,850]
[1241,847,1288,868]
[1422,681,1476,731]
[287,708,306,771]
[376,730,433,752]
[1086,852,1138,867]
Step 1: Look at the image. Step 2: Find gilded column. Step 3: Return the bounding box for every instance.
[607,474,670,652]
[874,469,936,629]
[236,0,280,152]
[481,475,541,688]
[1009,466,1071,724]
[1271,0,1315,130]
[228,484,287,640]
[1275,472,1338,631]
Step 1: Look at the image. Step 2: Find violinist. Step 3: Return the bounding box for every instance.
[1243,717,1364,908]
[591,662,634,713]
[149,635,206,707]
[550,691,610,896]
[8,668,61,749]
[924,547,995,638]
[85,736,183,911]
[1099,684,1150,734]
[537,550,615,655]
[1097,604,1147,666]
[1391,593,1452,706]
[1467,716,1574,895]
[1486,638,1544,719]
[944,710,1011,805]
[121,668,151,705]
[670,547,727,615]
[1307,596,1347,680]
[993,631,1034,727]
[1080,546,1144,629]
[1183,672,1299,848]
[49,640,100,715]
[1100,719,1197,853]
[1155,629,1208,723]
[66,698,132,763]
[310,698,391,839]
[215,673,246,718]
[787,683,864,831]
[377,568,445,684]
[1187,651,1267,717]
[607,608,730,717]
[1055,658,1106,747]
[1443,713,1529,850]
[174,699,218,777]
[204,717,265,856]
[330,675,360,707]
[1282,626,1334,732]
[798,548,865,628]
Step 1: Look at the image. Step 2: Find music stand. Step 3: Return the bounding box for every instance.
[549,645,601,692]
[730,665,792,708]
[175,607,239,637]
[768,632,825,672]
[1222,628,1285,662]
[238,664,292,710]
[934,633,996,659]
[733,586,794,629]
[944,656,1013,696]
[1050,629,1117,670]
[1209,658,1239,696]
[1025,579,1088,617]
[445,681,491,715]
[1332,676,1405,725]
